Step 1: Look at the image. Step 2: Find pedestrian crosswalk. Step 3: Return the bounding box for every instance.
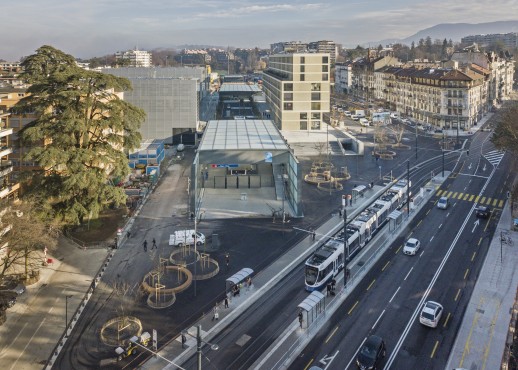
[484,150,505,167]
[435,189,504,208]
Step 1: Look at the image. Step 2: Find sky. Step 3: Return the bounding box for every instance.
[1,0,517,61]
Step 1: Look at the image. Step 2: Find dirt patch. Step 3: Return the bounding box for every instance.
[69,207,128,243]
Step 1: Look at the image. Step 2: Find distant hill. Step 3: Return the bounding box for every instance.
[368,20,518,47]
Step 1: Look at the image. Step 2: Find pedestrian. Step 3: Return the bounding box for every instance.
[349,197,353,206]
[338,209,342,217]
[331,278,336,292]
[224,295,229,308]
[312,229,316,241]
[152,238,157,249]
[326,283,331,296]
[212,304,219,321]
[181,333,187,349]
[143,240,148,252]
[127,231,131,239]
[298,311,303,329]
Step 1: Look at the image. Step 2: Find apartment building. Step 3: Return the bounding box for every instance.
[0,103,19,203]
[262,53,330,131]
[461,32,518,50]
[335,62,353,93]
[271,40,339,64]
[115,48,153,67]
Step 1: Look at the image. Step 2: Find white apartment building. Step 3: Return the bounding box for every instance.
[462,32,518,50]
[115,49,153,67]
[335,63,353,93]
[262,53,330,131]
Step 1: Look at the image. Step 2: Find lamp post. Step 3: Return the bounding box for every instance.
[65,294,72,337]
[181,325,218,370]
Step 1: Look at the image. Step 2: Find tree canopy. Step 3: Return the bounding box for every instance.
[491,102,518,155]
[16,45,145,225]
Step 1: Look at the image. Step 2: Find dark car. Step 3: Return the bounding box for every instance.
[0,280,26,295]
[0,291,17,309]
[357,335,386,369]
[476,206,491,219]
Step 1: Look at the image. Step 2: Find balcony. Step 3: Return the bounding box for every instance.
[0,161,12,177]
[0,127,13,139]
[0,146,12,158]
[0,182,19,199]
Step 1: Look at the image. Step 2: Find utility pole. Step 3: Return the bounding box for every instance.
[406,160,410,217]
[197,325,202,370]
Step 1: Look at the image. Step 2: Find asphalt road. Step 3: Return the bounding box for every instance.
[289,131,511,370]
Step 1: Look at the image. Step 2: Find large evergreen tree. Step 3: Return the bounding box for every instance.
[16,45,145,225]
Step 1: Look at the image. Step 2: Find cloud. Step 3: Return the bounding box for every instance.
[188,3,323,21]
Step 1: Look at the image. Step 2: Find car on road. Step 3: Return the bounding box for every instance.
[356,335,386,369]
[351,114,360,121]
[475,206,491,219]
[420,301,443,328]
[344,111,351,117]
[359,118,370,127]
[403,238,421,255]
[437,196,449,210]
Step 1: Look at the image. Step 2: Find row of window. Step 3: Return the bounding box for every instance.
[283,102,322,110]
[284,82,322,92]
[299,120,321,130]
[284,92,321,101]
[299,65,328,73]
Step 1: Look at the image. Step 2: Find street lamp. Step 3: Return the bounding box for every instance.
[182,325,218,370]
[65,294,73,337]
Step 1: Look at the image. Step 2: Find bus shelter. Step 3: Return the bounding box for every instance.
[352,185,367,202]
[226,268,253,294]
[388,210,403,232]
[297,291,325,329]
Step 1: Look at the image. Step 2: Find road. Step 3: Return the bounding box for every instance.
[289,130,511,370]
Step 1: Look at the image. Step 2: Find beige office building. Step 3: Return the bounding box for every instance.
[263,53,330,131]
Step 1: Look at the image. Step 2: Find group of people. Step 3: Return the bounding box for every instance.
[142,238,157,252]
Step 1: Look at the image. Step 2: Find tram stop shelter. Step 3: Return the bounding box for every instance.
[352,185,367,202]
[226,268,254,293]
[297,291,325,329]
[388,210,404,232]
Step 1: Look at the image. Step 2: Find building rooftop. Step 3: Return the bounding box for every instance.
[219,83,262,93]
[199,119,288,151]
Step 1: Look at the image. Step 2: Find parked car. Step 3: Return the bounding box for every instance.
[356,335,386,369]
[0,291,17,309]
[344,111,352,117]
[403,238,421,255]
[437,197,449,210]
[351,114,360,121]
[359,118,370,127]
[475,206,491,219]
[420,301,443,328]
[0,278,25,295]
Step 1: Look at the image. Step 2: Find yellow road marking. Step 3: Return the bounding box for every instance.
[499,200,504,208]
[325,326,339,343]
[455,288,461,301]
[478,237,483,246]
[382,261,390,271]
[463,194,469,200]
[431,340,440,358]
[426,209,431,215]
[367,279,375,290]
[492,198,498,206]
[443,312,451,328]
[460,297,484,367]
[482,301,502,369]
[475,195,480,203]
[436,189,443,196]
[469,194,475,201]
[395,245,402,254]
[303,359,314,370]
[453,192,458,198]
[447,191,453,197]
[416,220,422,228]
[464,269,470,280]
[471,251,477,261]
[348,301,359,315]
[480,196,486,204]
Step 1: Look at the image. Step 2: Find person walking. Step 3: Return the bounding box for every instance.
[152,238,157,249]
[212,304,219,321]
[298,311,303,329]
[143,240,148,252]
[181,333,187,349]
[224,295,229,309]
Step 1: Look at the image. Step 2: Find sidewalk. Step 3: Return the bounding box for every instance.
[0,236,109,370]
[446,201,518,370]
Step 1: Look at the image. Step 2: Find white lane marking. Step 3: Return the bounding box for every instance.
[430,236,434,242]
[390,287,401,302]
[372,310,385,330]
[439,223,443,229]
[0,322,28,358]
[404,267,413,281]
[10,318,46,370]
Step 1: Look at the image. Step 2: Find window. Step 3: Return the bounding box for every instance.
[300,65,305,73]
[322,73,328,81]
[285,83,293,91]
[322,65,328,72]
[311,102,321,110]
[311,121,321,130]
[311,113,320,120]
[311,92,321,100]
[323,56,328,64]
[300,113,308,119]
[300,56,305,64]
[300,120,308,130]
[300,74,305,81]
[311,83,321,91]
[284,102,293,110]
[284,92,293,101]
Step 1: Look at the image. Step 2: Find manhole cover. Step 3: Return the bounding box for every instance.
[236,334,251,347]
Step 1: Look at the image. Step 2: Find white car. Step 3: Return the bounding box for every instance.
[437,196,449,209]
[344,111,351,117]
[351,114,360,121]
[420,301,443,328]
[359,118,370,127]
[403,238,421,255]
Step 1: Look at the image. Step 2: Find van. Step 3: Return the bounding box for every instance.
[169,230,205,247]
[359,118,370,127]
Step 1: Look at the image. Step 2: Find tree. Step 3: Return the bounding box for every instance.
[15,45,145,225]
[0,200,58,281]
[491,103,518,154]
